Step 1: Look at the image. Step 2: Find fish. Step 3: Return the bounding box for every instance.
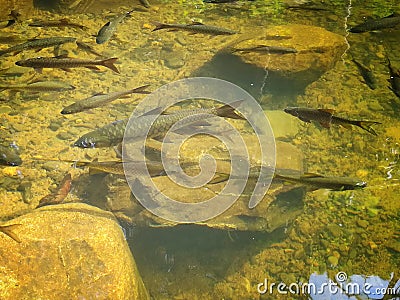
[96,10,134,44]
[61,85,150,114]
[15,55,120,74]
[28,18,88,30]
[387,58,400,99]
[74,159,168,177]
[73,100,244,148]
[349,13,400,33]
[284,4,331,11]
[232,45,297,54]
[0,37,76,57]
[0,34,26,44]
[274,172,367,191]
[152,21,237,35]
[352,59,377,90]
[0,144,22,166]
[0,224,21,243]
[36,173,72,208]
[203,0,238,3]
[284,107,381,136]
[0,80,75,92]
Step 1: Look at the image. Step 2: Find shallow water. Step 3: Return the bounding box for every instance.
[0,0,399,299]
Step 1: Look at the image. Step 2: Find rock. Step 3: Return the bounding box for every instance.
[231,24,347,89]
[0,203,149,300]
[327,223,342,238]
[327,255,339,267]
[356,219,369,228]
[162,50,186,69]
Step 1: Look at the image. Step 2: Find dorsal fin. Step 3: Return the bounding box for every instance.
[318,108,335,114]
[141,107,164,116]
[191,21,204,25]
[55,54,69,59]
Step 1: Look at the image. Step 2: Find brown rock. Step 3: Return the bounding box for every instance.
[0,203,149,300]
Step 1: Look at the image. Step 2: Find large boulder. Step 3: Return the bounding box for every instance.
[0,203,149,300]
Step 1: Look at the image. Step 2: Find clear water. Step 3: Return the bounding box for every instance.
[0,0,399,299]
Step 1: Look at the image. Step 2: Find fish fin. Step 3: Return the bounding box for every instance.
[209,172,229,184]
[101,57,119,74]
[141,106,164,116]
[88,167,106,175]
[215,100,244,119]
[319,122,331,128]
[340,123,352,129]
[171,121,211,135]
[298,116,311,123]
[318,108,335,114]
[85,65,100,71]
[131,84,151,94]
[355,121,381,136]
[61,68,72,72]
[93,92,106,96]
[0,224,22,243]
[301,173,324,178]
[191,21,204,25]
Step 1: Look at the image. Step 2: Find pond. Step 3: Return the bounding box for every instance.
[0,0,399,299]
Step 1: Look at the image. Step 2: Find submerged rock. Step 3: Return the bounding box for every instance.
[0,203,149,300]
[230,24,347,90]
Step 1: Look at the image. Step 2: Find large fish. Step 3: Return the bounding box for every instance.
[152,21,237,35]
[0,80,75,92]
[74,101,244,148]
[349,13,400,33]
[61,85,150,114]
[15,55,120,74]
[233,45,297,54]
[29,18,88,30]
[284,107,381,136]
[0,37,76,57]
[387,58,400,99]
[96,10,134,44]
[352,59,377,90]
[0,144,22,166]
[274,172,367,191]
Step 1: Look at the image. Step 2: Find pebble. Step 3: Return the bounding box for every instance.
[356,219,369,229]
[327,255,338,267]
[327,223,342,238]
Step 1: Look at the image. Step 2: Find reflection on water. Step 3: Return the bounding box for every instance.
[0,0,399,298]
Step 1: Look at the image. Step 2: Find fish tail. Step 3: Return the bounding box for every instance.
[0,224,22,243]
[151,21,168,31]
[215,100,245,120]
[354,121,381,136]
[101,57,120,74]
[131,84,151,94]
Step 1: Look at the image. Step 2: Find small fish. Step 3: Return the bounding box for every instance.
[0,224,21,243]
[61,85,150,114]
[152,21,237,35]
[29,18,88,30]
[96,10,134,44]
[0,80,75,92]
[274,172,367,191]
[36,173,72,208]
[74,100,244,148]
[387,58,400,99]
[233,45,297,54]
[0,37,76,57]
[349,13,400,33]
[15,55,120,74]
[284,4,331,11]
[284,107,381,136]
[0,144,22,166]
[352,59,377,90]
